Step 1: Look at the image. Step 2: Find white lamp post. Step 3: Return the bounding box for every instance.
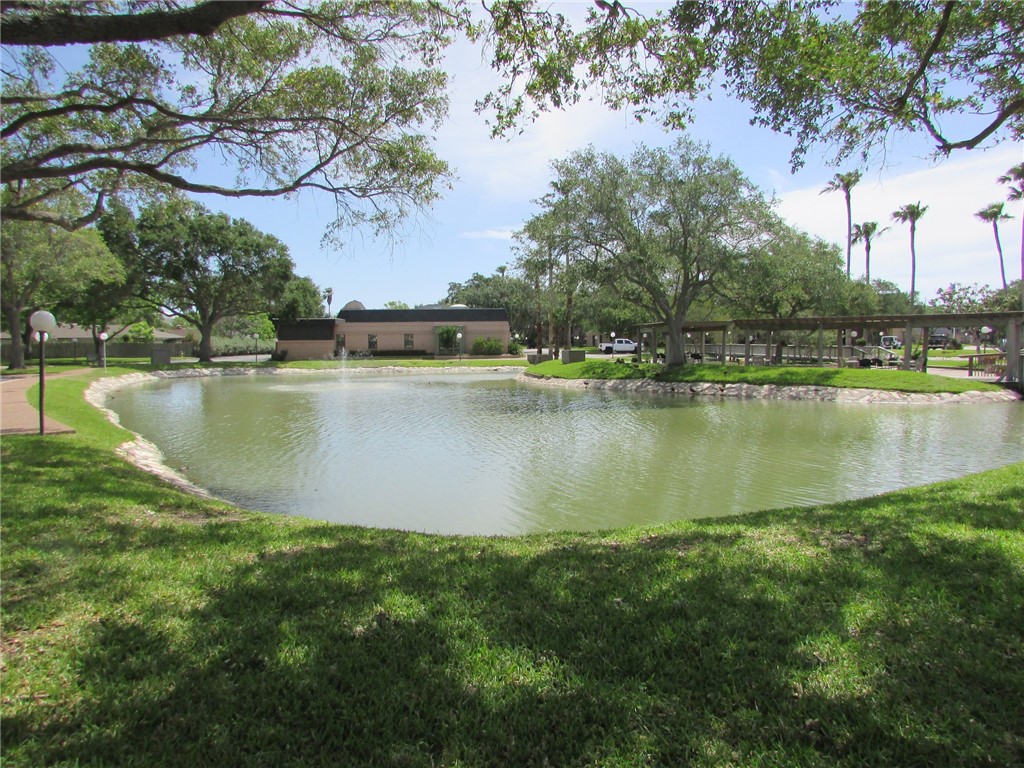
[29,310,57,435]
[456,332,463,361]
[99,332,108,369]
[252,333,259,363]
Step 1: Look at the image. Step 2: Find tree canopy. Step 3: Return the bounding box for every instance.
[476,1,1023,168]
[1,1,456,235]
[276,275,327,321]
[1,214,121,368]
[4,0,1018,258]
[64,198,156,347]
[136,197,294,361]
[446,269,536,337]
[719,224,845,322]
[524,137,775,365]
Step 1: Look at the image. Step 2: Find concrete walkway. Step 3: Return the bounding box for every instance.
[0,369,88,436]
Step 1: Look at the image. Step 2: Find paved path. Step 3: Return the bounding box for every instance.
[0,369,88,436]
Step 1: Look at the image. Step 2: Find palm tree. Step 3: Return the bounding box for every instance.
[821,170,862,278]
[974,202,1011,290]
[324,287,333,316]
[891,202,928,307]
[997,162,1023,311]
[851,221,888,284]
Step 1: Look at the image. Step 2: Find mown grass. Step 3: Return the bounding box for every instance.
[2,371,1023,766]
[528,359,1008,394]
[926,357,971,369]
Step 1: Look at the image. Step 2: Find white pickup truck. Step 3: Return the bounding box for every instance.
[599,338,638,354]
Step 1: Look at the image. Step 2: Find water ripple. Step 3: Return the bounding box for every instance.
[108,373,1024,535]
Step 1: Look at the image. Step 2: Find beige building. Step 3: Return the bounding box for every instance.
[274,301,510,360]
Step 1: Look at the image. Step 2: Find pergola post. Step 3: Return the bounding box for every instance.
[722,325,729,363]
[817,324,824,365]
[836,329,844,367]
[743,333,752,366]
[1006,318,1022,384]
[903,323,913,369]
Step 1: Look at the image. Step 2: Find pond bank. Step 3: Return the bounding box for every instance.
[519,370,1021,404]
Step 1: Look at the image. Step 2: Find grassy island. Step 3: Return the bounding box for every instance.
[2,369,1022,766]
[526,359,1009,395]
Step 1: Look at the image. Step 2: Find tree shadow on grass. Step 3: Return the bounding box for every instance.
[4,445,1023,766]
[5,494,1023,766]
[1,438,235,525]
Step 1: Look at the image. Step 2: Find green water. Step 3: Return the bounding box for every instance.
[106,371,1024,535]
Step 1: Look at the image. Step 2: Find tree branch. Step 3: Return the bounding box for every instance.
[934,97,1024,153]
[0,1,272,46]
[891,0,957,114]
[2,186,110,230]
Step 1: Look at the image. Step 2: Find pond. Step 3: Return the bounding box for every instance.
[106,371,1024,535]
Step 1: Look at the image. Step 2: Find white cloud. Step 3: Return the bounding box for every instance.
[459,228,515,240]
[434,34,672,206]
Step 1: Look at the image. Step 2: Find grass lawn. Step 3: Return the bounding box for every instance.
[2,370,1023,766]
[527,359,1009,395]
[926,358,971,369]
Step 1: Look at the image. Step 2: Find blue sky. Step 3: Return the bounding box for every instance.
[206,12,1022,312]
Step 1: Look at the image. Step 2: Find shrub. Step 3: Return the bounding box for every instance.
[122,322,155,343]
[471,337,503,355]
[209,335,276,356]
[436,325,460,355]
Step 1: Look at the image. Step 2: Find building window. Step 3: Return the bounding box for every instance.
[368,334,378,351]
[404,333,414,350]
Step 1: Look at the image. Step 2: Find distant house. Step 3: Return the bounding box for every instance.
[274,300,510,359]
[0,322,188,342]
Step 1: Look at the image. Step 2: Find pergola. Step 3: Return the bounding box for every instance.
[637,311,1024,385]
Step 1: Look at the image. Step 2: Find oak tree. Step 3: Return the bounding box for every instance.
[136,198,294,361]
[1,214,121,368]
[528,138,774,366]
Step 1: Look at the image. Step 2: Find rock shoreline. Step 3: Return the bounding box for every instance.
[518,371,1021,405]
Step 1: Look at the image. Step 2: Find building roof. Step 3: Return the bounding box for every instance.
[0,322,188,341]
[275,318,336,341]
[638,311,1023,334]
[336,307,508,323]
